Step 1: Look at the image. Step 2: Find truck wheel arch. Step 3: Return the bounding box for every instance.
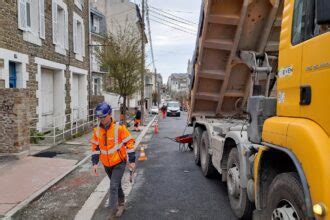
[220,138,236,182]
[256,145,314,219]
[221,131,250,188]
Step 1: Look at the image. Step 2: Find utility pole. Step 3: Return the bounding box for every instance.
[146,0,157,106]
[140,0,145,124]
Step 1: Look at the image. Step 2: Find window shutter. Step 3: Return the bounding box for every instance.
[18,0,27,31]
[64,8,69,49]
[52,0,57,44]
[73,18,77,53]
[39,0,45,39]
[82,22,85,57]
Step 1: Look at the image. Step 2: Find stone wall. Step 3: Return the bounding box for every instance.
[0,89,30,153]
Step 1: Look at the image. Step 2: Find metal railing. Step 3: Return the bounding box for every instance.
[29,108,97,147]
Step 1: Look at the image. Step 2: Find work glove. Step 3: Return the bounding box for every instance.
[92,164,98,176]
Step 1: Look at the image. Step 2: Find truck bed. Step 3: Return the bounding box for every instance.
[190,0,283,120]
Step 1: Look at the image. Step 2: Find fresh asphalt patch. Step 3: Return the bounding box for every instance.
[116,113,237,220]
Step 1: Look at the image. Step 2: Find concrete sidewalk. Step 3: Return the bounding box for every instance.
[0,130,95,218]
[0,118,151,218]
[0,156,77,216]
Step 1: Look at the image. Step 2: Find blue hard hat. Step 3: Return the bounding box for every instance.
[95,102,112,118]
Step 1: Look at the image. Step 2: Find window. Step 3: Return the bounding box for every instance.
[292,0,330,45]
[73,13,85,61]
[91,43,102,72]
[168,102,180,108]
[17,0,45,45]
[93,77,101,95]
[26,1,31,28]
[52,0,68,55]
[91,15,100,34]
[292,0,306,45]
[0,49,29,89]
[9,62,17,88]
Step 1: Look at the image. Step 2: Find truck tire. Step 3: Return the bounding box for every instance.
[193,127,202,165]
[200,131,216,177]
[265,172,307,219]
[227,148,253,219]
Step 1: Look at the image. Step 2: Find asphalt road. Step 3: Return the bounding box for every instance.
[94,112,237,220]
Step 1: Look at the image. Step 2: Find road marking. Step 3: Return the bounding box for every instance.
[74,116,157,220]
[74,177,109,220]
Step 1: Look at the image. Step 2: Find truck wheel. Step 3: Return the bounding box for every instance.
[200,131,216,177]
[265,172,306,220]
[193,127,202,165]
[227,148,253,219]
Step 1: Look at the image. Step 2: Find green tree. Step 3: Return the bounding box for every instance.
[96,26,142,124]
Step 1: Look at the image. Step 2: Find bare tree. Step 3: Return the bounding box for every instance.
[96,26,142,124]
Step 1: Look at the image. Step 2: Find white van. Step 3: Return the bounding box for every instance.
[166,101,180,117]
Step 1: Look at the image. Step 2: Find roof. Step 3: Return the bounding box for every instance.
[169,73,190,80]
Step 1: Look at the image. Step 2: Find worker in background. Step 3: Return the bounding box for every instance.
[91,102,136,219]
[161,104,167,119]
[134,107,141,131]
[120,104,125,124]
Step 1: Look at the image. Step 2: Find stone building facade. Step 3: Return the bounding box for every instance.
[89,6,107,109]
[0,89,30,153]
[167,73,191,95]
[0,0,90,130]
[0,0,90,151]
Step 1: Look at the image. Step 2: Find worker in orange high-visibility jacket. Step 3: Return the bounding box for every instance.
[91,102,136,219]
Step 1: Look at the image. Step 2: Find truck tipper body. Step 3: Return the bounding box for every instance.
[189,0,330,219]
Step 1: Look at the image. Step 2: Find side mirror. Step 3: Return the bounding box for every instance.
[316,0,330,25]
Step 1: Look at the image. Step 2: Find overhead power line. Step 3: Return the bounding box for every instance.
[151,8,196,14]
[150,13,196,33]
[149,13,197,34]
[146,1,156,72]
[149,10,197,29]
[149,18,196,35]
[150,5,197,25]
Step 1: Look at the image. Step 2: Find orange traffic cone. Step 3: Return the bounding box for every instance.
[138,147,148,161]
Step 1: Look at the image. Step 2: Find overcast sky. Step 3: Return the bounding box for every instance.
[134,0,202,84]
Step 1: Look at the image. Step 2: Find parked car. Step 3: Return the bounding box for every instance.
[149,106,159,114]
[166,101,180,117]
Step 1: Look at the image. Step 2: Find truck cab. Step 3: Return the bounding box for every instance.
[254,1,330,219]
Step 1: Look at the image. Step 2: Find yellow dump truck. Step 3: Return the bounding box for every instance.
[189,0,330,219]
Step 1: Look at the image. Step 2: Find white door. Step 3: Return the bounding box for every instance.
[41,68,54,130]
[72,74,80,121]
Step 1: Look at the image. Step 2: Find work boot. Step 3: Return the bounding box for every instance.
[118,197,125,206]
[108,209,117,220]
[116,197,125,217]
[116,206,125,217]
